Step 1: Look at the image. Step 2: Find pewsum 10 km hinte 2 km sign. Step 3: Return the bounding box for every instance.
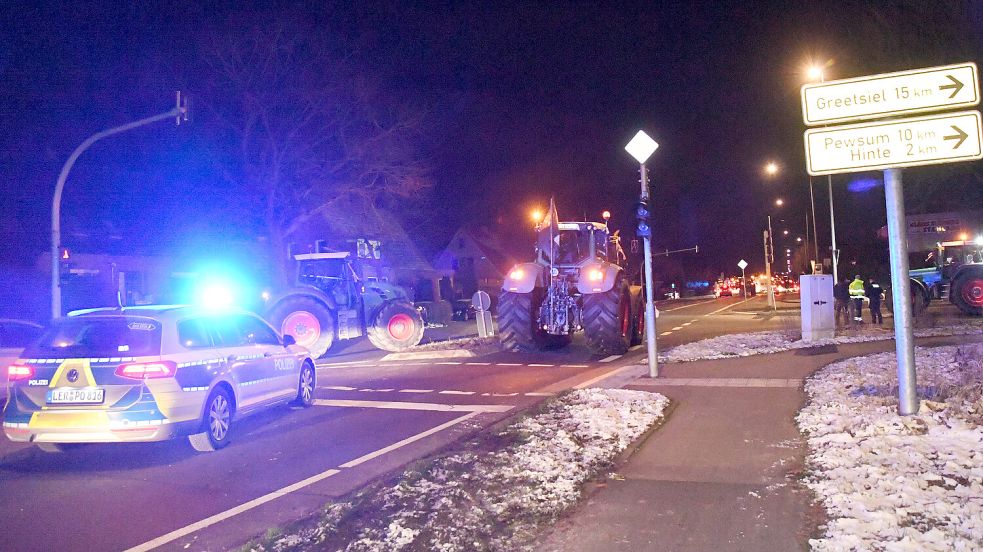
[802,62,979,126]
[805,110,983,175]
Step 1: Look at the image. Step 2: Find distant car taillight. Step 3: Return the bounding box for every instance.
[7,364,34,382]
[115,361,177,379]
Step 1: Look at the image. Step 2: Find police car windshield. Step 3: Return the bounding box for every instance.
[24,317,162,358]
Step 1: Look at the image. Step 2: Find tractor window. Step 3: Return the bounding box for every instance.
[554,230,590,263]
[298,259,345,289]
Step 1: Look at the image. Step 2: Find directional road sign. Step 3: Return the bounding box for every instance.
[802,62,979,126]
[804,110,983,176]
[737,259,748,270]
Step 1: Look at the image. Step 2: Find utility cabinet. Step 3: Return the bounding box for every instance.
[800,274,834,341]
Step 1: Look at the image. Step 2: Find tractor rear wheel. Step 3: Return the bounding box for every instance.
[583,280,631,356]
[628,287,645,346]
[951,271,983,316]
[268,296,335,358]
[367,301,425,352]
[498,290,545,352]
[885,281,930,316]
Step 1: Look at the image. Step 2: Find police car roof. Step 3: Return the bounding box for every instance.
[66,305,254,321]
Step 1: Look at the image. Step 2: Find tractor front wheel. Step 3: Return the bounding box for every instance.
[583,281,631,356]
[268,296,335,358]
[952,271,983,316]
[367,301,425,352]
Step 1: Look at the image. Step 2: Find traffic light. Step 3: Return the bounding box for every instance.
[636,200,651,238]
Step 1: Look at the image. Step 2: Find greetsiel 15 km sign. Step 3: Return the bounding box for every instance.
[802,62,979,126]
[804,110,983,176]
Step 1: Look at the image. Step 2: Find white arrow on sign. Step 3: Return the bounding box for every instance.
[802,62,979,126]
[737,259,748,270]
[804,110,983,176]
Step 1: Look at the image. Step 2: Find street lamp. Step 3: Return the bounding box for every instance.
[51,92,188,319]
[530,209,543,225]
[775,198,784,206]
[805,60,839,281]
[625,130,659,378]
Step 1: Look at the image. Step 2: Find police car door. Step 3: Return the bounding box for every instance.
[233,314,296,405]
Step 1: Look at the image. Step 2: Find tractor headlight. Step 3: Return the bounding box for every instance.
[509,268,525,280]
[588,268,604,282]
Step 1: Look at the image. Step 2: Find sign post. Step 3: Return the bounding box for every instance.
[737,259,748,300]
[801,63,980,415]
[625,130,660,378]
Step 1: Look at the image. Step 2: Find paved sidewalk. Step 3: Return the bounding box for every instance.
[539,334,983,552]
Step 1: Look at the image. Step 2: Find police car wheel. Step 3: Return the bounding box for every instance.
[189,388,233,452]
[291,362,315,408]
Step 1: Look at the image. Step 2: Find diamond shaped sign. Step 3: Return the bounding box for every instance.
[737,259,748,270]
[625,131,659,163]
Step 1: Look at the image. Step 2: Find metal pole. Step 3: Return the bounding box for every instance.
[766,216,775,309]
[805,212,811,273]
[640,163,658,378]
[884,168,917,415]
[741,267,747,300]
[809,179,819,267]
[828,175,839,282]
[51,106,183,319]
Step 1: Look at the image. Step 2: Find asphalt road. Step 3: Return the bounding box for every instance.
[0,293,798,551]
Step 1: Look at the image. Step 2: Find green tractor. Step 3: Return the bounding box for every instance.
[498,210,644,355]
[904,238,983,316]
[265,244,424,358]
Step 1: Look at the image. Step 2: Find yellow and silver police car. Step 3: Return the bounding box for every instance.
[2,305,315,453]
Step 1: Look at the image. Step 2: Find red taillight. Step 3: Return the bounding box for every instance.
[8,364,34,382]
[115,361,177,380]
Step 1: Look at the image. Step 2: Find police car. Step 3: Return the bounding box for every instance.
[2,305,315,453]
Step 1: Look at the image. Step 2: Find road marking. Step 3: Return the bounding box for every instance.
[125,412,484,552]
[707,297,754,315]
[660,331,672,336]
[574,364,641,389]
[671,326,683,330]
[681,322,692,326]
[315,360,373,368]
[560,364,590,368]
[322,385,357,391]
[629,345,643,351]
[398,389,433,393]
[661,298,717,311]
[495,363,523,366]
[435,362,463,365]
[439,390,476,395]
[313,399,512,412]
[528,364,555,367]
[630,378,802,388]
[376,388,394,392]
[464,362,491,365]
[524,392,555,397]
[599,355,622,363]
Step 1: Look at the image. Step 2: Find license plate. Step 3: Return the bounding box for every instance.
[46,388,105,405]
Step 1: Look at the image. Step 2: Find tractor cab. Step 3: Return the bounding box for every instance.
[537,222,623,267]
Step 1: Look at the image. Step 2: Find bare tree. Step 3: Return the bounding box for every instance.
[198,11,430,284]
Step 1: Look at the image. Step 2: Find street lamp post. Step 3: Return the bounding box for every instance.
[807,63,840,281]
[625,130,659,378]
[51,92,188,319]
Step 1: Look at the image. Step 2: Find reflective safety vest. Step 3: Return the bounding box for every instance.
[849,278,865,297]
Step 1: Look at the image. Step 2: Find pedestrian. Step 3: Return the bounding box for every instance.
[865,277,884,325]
[833,276,851,327]
[849,274,866,325]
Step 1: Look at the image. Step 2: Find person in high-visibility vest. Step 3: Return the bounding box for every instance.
[849,274,866,324]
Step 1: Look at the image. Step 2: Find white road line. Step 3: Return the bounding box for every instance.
[339,412,480,468]
[125,412,484,552]
[671,326,683,330]
[439,390,476,395]
[528,364,555,367]
[599,355,622,363]
[397,389,433,393]
[464,362,491,366]
[629,345,643,351]
[706,297,754,315]
[313,399,512,412]
[322,385,357,391]
[525,392,555,397]
[681,322,692,326]
[495,363,523,366]
[376,388,394,392]
[660,331,672,336]
[315,360,373,368]
[661,298,717,311]
[435,361,463,365]
[560,364,590,368]
[574,364,640,389]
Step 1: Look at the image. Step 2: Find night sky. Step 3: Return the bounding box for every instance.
[2,1,982,281]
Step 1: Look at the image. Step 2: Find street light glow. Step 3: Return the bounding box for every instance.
[765,161,779,176]
[807,65,824,81]
[625,130,659,164]
[530,209,543,224]
[775,198,784,206]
